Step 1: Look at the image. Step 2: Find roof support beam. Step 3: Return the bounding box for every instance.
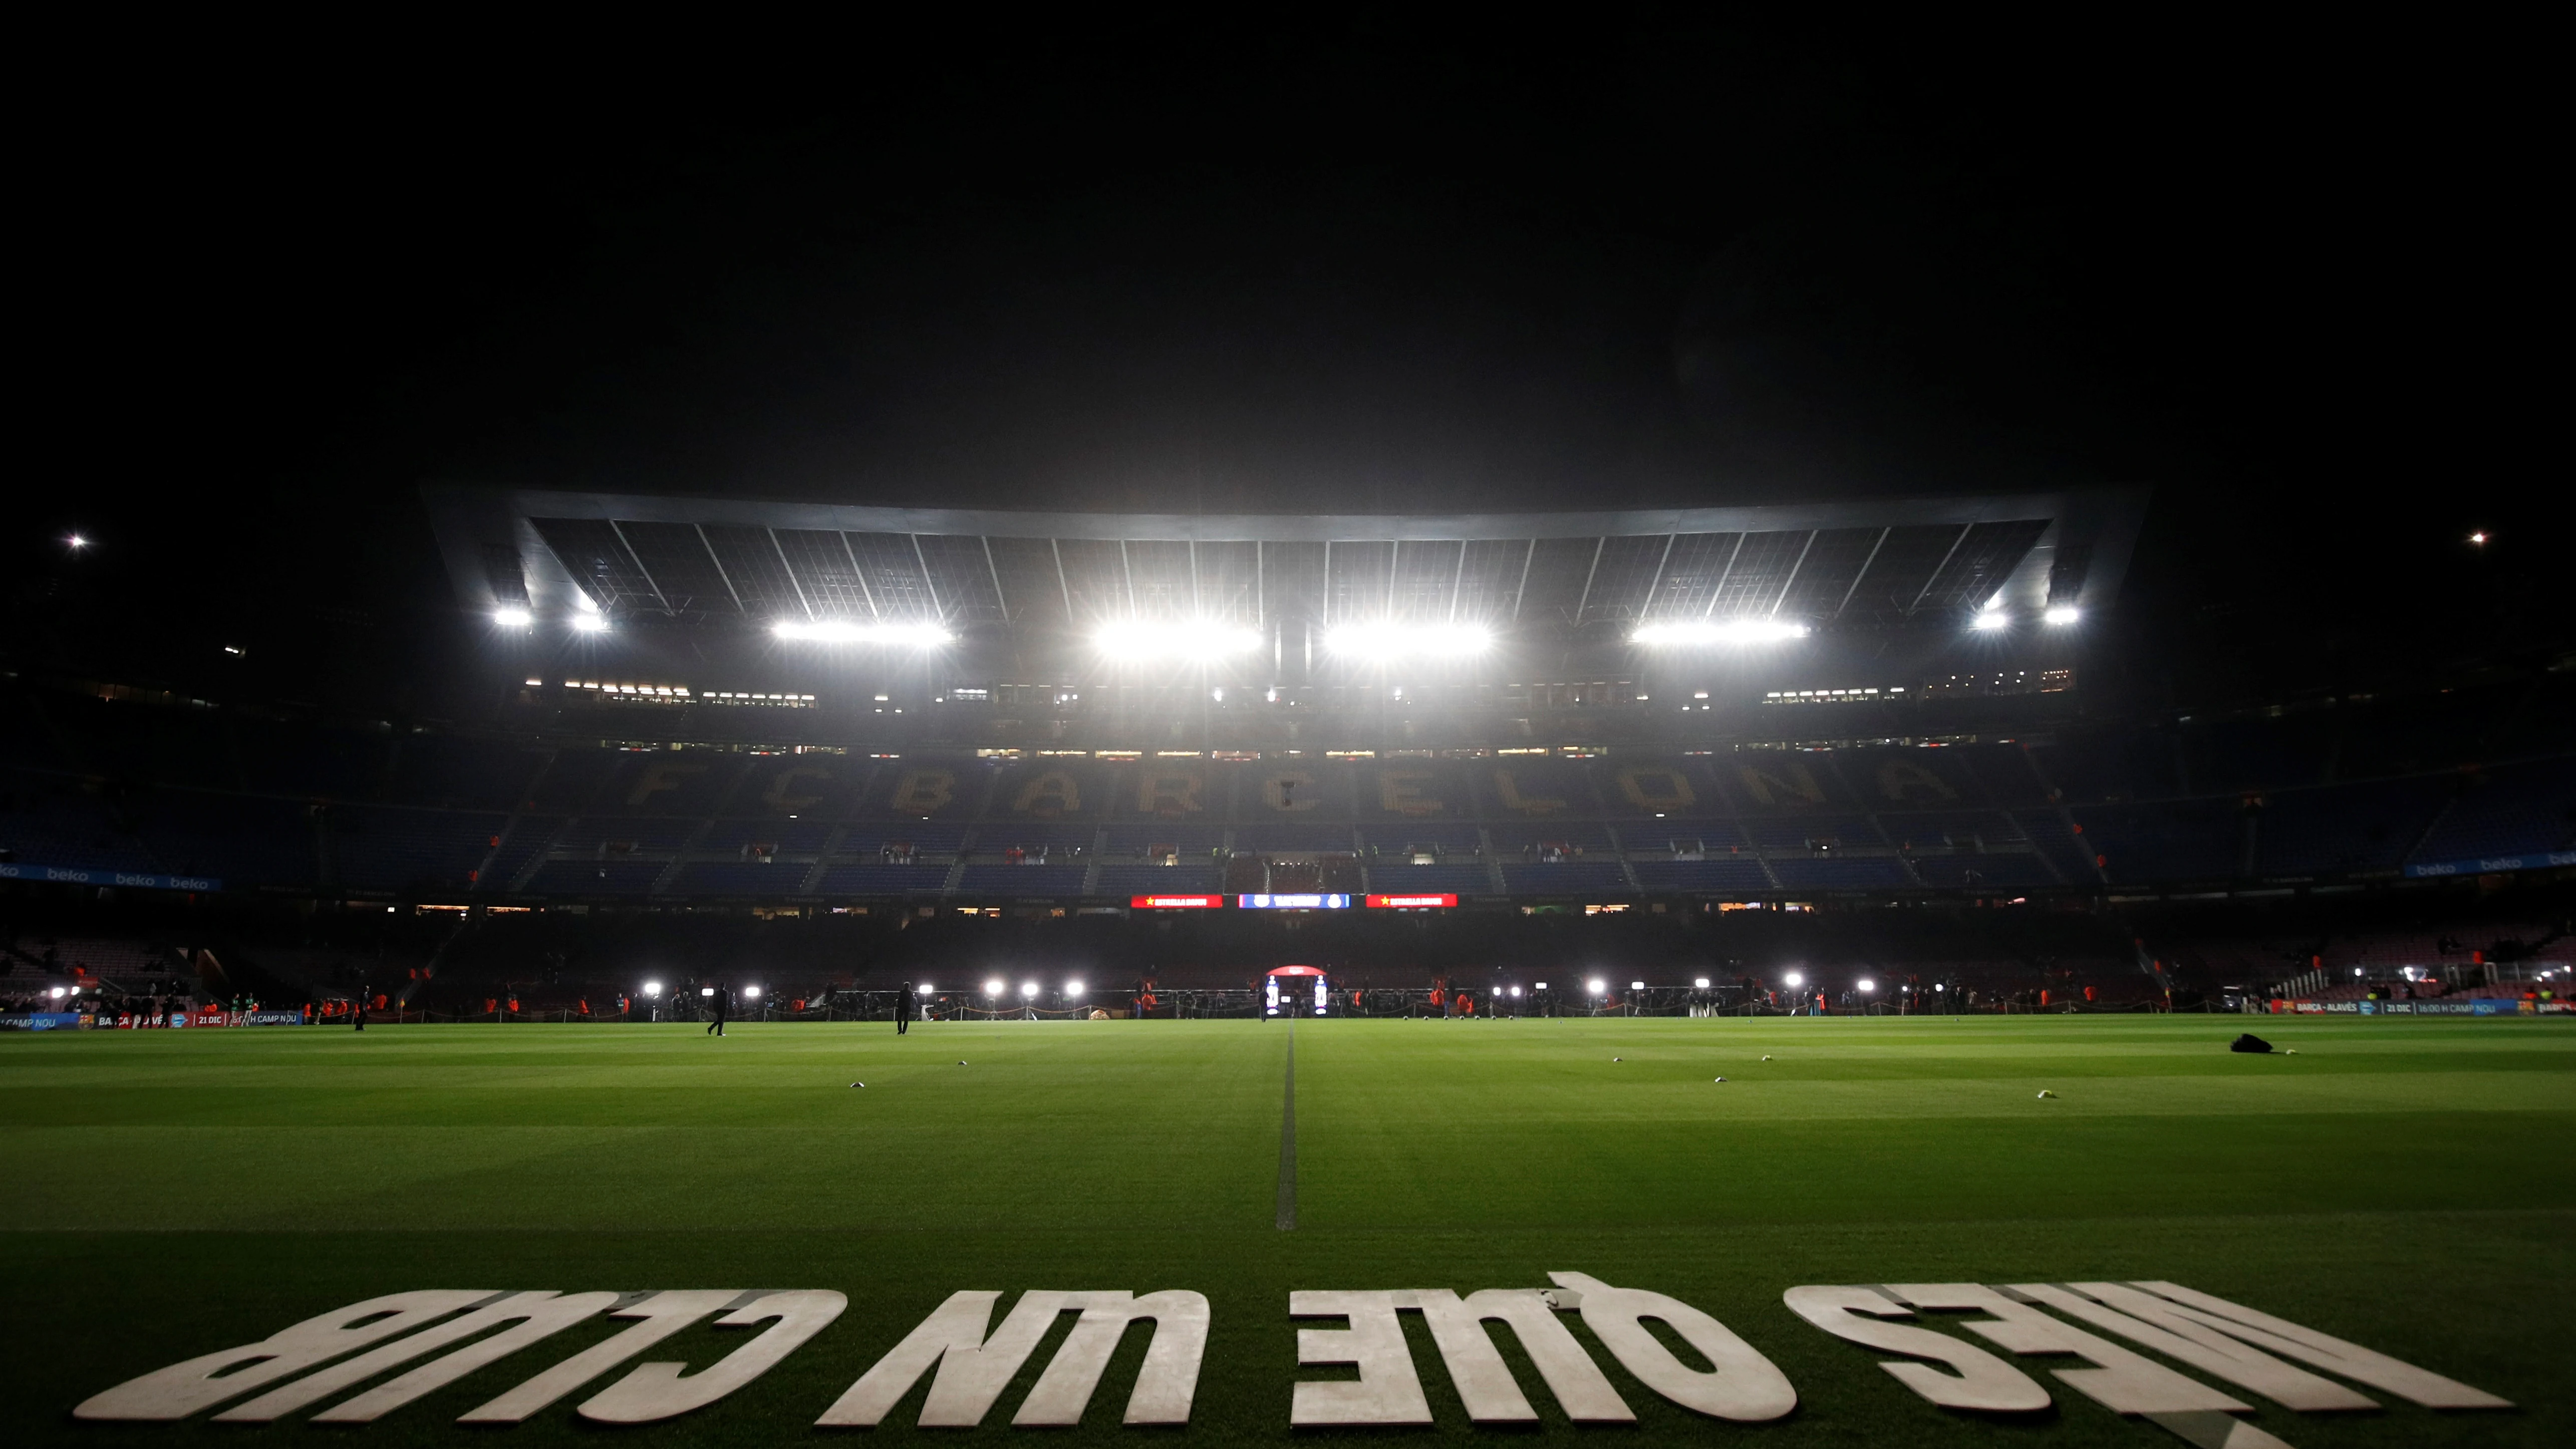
[1050,538,1074,622]
[1906,524,1973,616]
[1767,530,1818,620]
[909,533,943,622]
[1509,538,1536,622]
[604,519,674,614]
[768,529,815,620]
[1570,536,1607,624]
[980,536,1008,623]
[1446,540,1469,623]
[838,532,880,619]
[1639,531,1679,620]
[695,523,747,614]
[1700,533,1749,617]
[1834,527,1890,621]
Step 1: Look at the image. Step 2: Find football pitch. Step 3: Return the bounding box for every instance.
[4,1015,2568,1448]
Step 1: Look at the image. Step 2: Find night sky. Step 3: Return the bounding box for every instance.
[18,17,2555,708]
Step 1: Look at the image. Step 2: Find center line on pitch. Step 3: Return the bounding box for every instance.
[1275,1015,1297,1232]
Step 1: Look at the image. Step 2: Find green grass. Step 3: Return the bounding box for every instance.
[4,1016,2569,1447]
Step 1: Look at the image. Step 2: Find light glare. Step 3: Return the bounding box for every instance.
[773,619,955,647]
[1784,971,1805,988]
[1971,610,2008,631]
[642,980,662,997]
[572,613,609,633]
[2043,606,2080,626]
[1631,619,1810,646]
[1092,619,1262,658]
[1321,622,1495,660]
[984,978,1005,996]
[494,607,533,627]
[1586,978,1607,995]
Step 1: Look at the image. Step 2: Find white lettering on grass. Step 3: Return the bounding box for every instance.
[73,1290,496,1421]
[577,1290,847,1424]
[2116,1282,2511,1409]
[1550,1272,1796,1421]
[310,1293,621,1422]
[217,1293,607,1422]
[1290,1291,1434,1425]
[819,1288,1210,1428]
[1406,1288,1634,1423]
[458,1290,741,1423]
[1884,1284,2247,1415]
[2016,1284,2379,1412]
[1782,1286,2049,1412]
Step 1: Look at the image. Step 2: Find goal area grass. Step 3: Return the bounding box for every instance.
[3,1015,2568,1448]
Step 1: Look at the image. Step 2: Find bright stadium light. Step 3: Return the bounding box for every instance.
[1783,971,1805,988]
[2044,606,2081,626]
[984,979,1005,997]
[50,986,66,998]
[1509,986,1522,997]
[1694,977,1711,989]
[1065,980,1085,996]
[700,986,715,997]
[494,607,533,627]
[642,981,663,997]
[1631,619,1810,646]
[743,986,761,1000]
[1858,979,1876,993]
[917,982,934,994]
[1092,619,1262,659]
[1321,622,1495,660]
[1971,610,2008,631]
[1587,978,1607,996]
[66,533,90,550]
[1020,981,1040,998]
[772,619,955,647]
[1630,980,1644,991]
[572,612,610,633]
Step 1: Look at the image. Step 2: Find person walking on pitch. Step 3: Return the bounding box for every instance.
[707,985,728,1037]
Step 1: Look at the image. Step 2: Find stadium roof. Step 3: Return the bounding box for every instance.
[425,485,2148,638]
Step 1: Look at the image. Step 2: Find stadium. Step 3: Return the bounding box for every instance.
[6,21,2567,1449]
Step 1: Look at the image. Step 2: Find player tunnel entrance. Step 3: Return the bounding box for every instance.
[1265,966,1328,1019]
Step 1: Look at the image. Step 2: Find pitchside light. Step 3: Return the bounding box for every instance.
[2044,606,2081,626]
[1630,980,1644,991]
[1321,622,1495,660]
[700,987,715,997]
[643,981,662,997]
[1784,971,1805,988]
[1858,979,1875,992]
[1020,981,1040,998]
[1065,980,1085,996]
[917,983,934,994]
[1694,977,1711,989]
[772,619,955,647]
[1092,619,1262,659]
[494,607,533,627]
[1587,978,1607,995]
[1631,620,1809,646]
[1971,610,2008,631]
[984,979,1005,996]
[743,986,761,1000]
[572,613,610,633]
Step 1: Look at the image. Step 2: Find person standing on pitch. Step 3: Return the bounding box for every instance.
[896,981,912,1035]
[353,991,367,1032]
[707,984,729,1037]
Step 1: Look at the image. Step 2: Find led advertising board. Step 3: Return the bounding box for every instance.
[1364,893,1458,909]
[1129,895,1225,909]
[1236,893,1351,910]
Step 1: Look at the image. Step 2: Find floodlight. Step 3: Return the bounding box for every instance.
[1784,971,1805,988]
[743,986,761,999]
[494,607,533,627]
[573,613,610,633]
[66,533,89,550]
[643,981,662,997]
[916,983,934,994]
[50,986,66,998]
[772,619,955,647]
[1066,980,1085,996]
[1858,979,1876,992]
[1630,980,1645,991]
[1536,982,1548,990]
[1020,981,1040,998]
[1320,622,1495,660]
[1971,611,2008,631]
[574,592,600,613]
[1587,978,1607,995]
[1509,986,1522,997]
[985,979,1005,996]
[1630,619,1810,646]
[700,986,715,997]
[1092,619,1262,659]
[2468,531,2488,544]
[1693,977,1711,989]
[2043,606,2080,626]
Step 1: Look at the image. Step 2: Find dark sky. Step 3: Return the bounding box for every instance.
[20,16,2557,704]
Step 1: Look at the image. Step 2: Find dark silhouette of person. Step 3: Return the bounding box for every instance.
[897,981,912,1034]
[353,993,368,1032]
[707,986,728,1037]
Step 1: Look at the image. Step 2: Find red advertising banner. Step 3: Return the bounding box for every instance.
[1365,893,1458,909]
[1130,895,1224,910]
